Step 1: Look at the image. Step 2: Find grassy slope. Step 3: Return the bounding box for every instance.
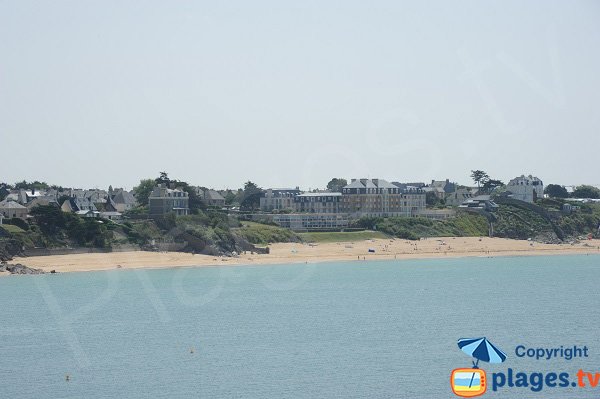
[298,230,389,243]
[233,221,300,245]
[367,214,489,240]
[0,225,25,234]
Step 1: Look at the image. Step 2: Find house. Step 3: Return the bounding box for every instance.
[423,179,457,200]
[459,195,499,212]
[0,200,28,220]
[148,184,189,216]
[62,197,97,213]
[111,189,137,212]
[506,175,544,203]
[25,197,59,211]
[5,190,27,204]
[260,188,301,212]
[201,189,226,208]
[445,187,478,207]
[341,178,426,218]
[294,192,342,213]
[100,211,123,221]
[75,210,100,218]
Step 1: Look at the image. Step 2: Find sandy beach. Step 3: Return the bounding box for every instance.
[8,237,600,274]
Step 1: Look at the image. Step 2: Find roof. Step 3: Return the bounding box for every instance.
[343,180,366,189]
[100,211,122,216]
[112,190,136,205]
[0,201,27,209]
[205,190,225,201]
[508,175,543,185]
[344,178,397,189]
[297,192,342,197]
[75,210,99,215]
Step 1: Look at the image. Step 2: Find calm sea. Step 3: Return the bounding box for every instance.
[1,255,599,398]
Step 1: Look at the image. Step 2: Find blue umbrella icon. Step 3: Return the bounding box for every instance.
[458,337,507,387]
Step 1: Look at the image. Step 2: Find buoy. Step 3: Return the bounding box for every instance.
[65,374,70,382]
[190,347,195,354]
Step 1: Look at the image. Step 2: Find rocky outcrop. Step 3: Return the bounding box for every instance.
[0,239,23,262]
[0,263,45,275]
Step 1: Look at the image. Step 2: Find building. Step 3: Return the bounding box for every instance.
[506,175,543,203]
[111,189,137,212]
[61,197,97,213]
[75,210,100,218]
[445,187,478,207]
[272,213,349,231]
[100,211,123,221]
[148,184,189,216]
[260,188,300,212]
[459,195,499,212]
[423,179,457,200]
[0,201,28,220]
[294,192,342,213]
[25,197,59,211]
[200,189,226,207]
[341,178,426,218]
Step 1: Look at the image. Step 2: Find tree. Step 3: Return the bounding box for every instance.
[240,181,263,210]
[572,185,600,199]
[155,171,170,185]
[426,191,439,206]
[133,179,156,206]
[326,178,348,192]
[481,179,504,193]
[223,190,237,205]
[30,205,66,235]
[470,170,489,189]
[0,182,11,201]
[544,184,569,198]
[14,180,49,191]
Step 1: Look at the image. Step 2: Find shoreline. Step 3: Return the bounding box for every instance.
[4,237,600,275]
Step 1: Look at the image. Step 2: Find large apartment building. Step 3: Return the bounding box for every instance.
[260,188,301,212]
[293,192,342,213]
[341,178,425,218]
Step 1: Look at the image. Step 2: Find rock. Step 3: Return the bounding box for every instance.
[5,263,45,275]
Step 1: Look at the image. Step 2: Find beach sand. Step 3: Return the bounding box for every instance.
[8,237,600,274]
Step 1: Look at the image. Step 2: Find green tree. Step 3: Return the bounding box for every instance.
[326,178,348,192]
[14,180,50,190]
[134,179,156,206]
[425,191,440,206]
[482,179,504,193]
[240,181,263,210]
[0,183,11,201]
[30,205,66,235]
[155,171,170,185]
[572,185,600,199]
[470,170,489,189]
[223,190,237,205]
[544,184,569,198]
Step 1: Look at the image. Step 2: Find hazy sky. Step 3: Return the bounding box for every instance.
[1,1,599,190]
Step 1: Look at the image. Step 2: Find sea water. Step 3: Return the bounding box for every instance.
[1,254,599,398]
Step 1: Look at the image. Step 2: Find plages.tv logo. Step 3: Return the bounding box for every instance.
[451,337,507,397]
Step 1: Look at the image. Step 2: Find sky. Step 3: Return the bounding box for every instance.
[1,0,599,190]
